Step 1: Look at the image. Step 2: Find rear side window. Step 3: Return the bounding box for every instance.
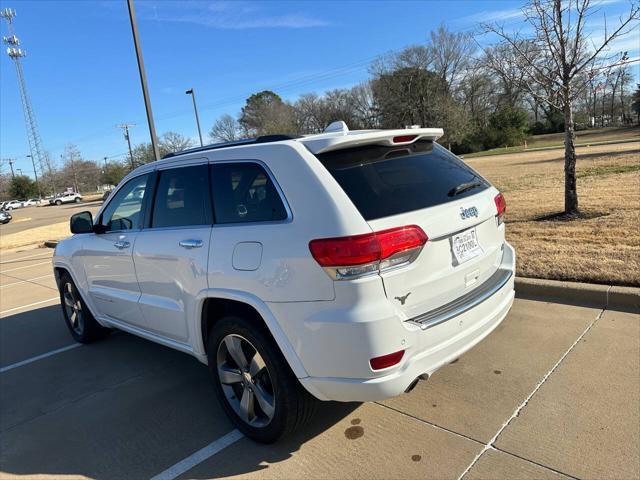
[211,163,288,224]
[151,165,212,228]
[317,140,489,220]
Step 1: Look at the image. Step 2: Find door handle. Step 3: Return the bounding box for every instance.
[179,239,203,249]
[113,240,130,249]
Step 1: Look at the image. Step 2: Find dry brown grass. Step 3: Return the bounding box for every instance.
[468,142,640,286]
[0,221,69,250]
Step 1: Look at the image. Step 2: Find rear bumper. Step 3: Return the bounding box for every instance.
[298,242,516,402]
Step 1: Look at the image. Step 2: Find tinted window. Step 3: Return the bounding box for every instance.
[211,163,287,224]
[151,165,212,228]
[317,141,489,220]
[100,174,150,231]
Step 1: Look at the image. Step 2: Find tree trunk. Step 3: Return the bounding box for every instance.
[563,100,579,214]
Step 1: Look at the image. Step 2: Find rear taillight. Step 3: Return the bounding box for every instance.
[494,193,506,225]
[309,225,428,279]
[370,350,405,370]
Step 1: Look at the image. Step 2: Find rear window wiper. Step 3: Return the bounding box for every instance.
[448,180,483,197]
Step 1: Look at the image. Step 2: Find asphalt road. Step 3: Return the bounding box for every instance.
[0,201,102,235]
[0,248,638,480]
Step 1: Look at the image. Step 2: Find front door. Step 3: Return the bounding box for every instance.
[82,173,152,328]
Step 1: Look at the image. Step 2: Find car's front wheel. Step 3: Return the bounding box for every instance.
[58,272,109,343]
[74,197,81,203]
[207,315,317,443]
[55,200,62,205]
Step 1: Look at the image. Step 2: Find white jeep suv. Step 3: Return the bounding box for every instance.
[54,124,515,442]
[50,192,82,205]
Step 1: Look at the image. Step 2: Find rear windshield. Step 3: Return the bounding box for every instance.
[317,140,489,221]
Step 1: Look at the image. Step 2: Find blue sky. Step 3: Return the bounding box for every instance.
[1,0,638,176]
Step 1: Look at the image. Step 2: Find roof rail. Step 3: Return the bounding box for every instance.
[161,134,298,159]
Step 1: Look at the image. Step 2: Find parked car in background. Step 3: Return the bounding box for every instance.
[22,198,42,207]
[50,192,82,205]
[0,210,12,224]
[3,200,24,210]
[101,190,112,202]
[54,123,515,443]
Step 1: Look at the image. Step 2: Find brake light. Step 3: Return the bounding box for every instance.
[309,225,428,279]
[494,193,506,225]
[392,135,417,143]
[370,350,404,370]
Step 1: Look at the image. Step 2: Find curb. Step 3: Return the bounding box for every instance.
[515,277,639,313]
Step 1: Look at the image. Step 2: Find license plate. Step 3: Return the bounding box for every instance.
[451,228,483,265]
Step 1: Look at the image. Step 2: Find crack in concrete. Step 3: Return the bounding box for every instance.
[457,307,606,480]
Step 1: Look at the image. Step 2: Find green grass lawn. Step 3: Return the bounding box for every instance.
[464,126,640,159]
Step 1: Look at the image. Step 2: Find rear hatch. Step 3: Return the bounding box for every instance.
[317,139,505,319]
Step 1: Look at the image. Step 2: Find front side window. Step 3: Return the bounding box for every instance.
[151,165,212,228]
[211,163,287,224]
[100,174,150,231]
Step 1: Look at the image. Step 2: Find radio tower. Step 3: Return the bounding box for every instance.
[1,8,55,195]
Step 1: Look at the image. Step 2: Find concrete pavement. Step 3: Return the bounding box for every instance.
[0,248,638,479]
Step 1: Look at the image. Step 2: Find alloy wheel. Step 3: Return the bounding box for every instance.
[63,282,84,335]
[216,334,276,427]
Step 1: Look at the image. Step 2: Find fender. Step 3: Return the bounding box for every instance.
[194,288,309,379]
[52,258,109,329]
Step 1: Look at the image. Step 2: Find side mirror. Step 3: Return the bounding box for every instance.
[70,211,94,234]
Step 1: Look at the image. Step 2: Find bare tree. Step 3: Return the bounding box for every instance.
[209,114,242,142]
[428,24,475,94]
[160,131,193,153]
[483,0,639,214]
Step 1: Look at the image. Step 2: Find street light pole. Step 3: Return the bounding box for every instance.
[126,0,160,161]
[27,154,41,198]
[185,88,203,147]
[8,159,15,179]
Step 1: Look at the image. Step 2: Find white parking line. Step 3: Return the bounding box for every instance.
[0,296,59,316]
[0,343,81,373]
[0,252,52,264]
[0,274,53,288]
[457,308,604,480]
[0,260,51,273]
[150,429,244,480]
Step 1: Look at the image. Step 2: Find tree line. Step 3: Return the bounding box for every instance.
[1,0,637,213]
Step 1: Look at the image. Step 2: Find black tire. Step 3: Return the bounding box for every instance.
[207,315,317,443]
[58,272,109,343]
[55,200,62,206]
[74,197,81,203]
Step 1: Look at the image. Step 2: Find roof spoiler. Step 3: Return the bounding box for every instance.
[300,126,444,154]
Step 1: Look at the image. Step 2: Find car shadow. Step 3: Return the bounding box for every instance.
[0,304,360,479]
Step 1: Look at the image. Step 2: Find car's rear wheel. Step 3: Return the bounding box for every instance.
[207,315,317,443]
[58,272,109,343]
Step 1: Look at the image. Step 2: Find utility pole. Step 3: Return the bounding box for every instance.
[1,8,55,194]
[185,88,203,146]
[116,124,136,170]
[126,0,160,161]
[103,156,108,168]
[27,154,41,198]
[8,159,15,179]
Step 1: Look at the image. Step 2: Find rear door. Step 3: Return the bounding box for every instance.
[317,140,505,319]
[133,163,212,343]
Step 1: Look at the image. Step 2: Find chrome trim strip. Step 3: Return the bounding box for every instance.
[406,267,513,330]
